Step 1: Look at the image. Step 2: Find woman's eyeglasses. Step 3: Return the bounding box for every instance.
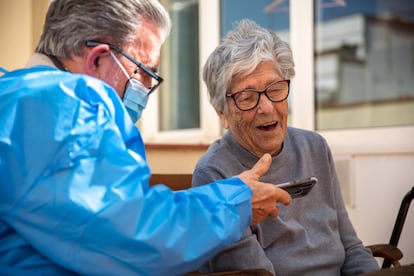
[226,80,290,111]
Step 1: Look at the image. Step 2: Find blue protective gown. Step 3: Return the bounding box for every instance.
[0,65,252,275]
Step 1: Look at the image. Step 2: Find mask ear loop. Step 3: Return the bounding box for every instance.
[109,51,131,97]
[110,51,130,79]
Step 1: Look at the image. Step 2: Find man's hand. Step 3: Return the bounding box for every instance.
[238,153,292,225]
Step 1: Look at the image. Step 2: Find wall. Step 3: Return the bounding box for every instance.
[0,0,32,70]
[348,154,414,265]
[145,146,206,174]
[0,0,49,70]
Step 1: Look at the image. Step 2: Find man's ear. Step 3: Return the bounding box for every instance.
[216,109,229,129]
[85,44,111,77]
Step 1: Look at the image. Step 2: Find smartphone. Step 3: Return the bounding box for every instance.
[276,177,318,198]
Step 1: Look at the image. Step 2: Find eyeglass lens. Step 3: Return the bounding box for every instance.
[131,67,160,91]
[232,81,289,110]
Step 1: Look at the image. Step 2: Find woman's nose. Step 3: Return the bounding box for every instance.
[257,92,274,113]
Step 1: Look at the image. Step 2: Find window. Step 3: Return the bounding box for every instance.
[221,0,290,40]
[160,0,200,131]
[141,0,212,144]
[314,0,414,130]
[143,0,291,144]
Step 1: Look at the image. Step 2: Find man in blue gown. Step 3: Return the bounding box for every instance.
[0,0,291,275]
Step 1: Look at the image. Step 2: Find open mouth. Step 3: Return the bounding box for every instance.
[257,121,278,131]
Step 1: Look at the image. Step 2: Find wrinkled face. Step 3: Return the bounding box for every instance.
[106,18,163,98]
[219,61,289,157]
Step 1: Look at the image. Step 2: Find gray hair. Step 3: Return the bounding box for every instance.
[36,0,171,58]
[203,19,295,112]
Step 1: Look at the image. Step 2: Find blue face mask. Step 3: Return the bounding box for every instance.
[110,51,150,123]
[122,79,149,123]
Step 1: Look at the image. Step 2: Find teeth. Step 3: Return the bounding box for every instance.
[262,121,276,127]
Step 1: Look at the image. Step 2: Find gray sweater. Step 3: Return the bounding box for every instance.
[192,127,379,276]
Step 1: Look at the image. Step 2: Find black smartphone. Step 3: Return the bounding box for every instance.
[276,177,318,198]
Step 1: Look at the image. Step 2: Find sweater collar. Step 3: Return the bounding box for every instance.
[25,53,68,71]
[25,53,56,68]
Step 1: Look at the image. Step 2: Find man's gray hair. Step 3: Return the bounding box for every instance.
[203,19,295,112]
[36,0,171,58]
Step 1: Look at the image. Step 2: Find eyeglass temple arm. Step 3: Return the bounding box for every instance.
[85,40,161,81]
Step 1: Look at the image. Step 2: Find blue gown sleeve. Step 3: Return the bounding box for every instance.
[0,66,253,275]
[193,164,275,274]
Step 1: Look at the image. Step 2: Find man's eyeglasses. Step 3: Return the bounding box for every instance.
[226,80,290,111]
[85,40,163,94]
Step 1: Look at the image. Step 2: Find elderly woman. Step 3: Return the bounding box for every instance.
[192,19,379,276]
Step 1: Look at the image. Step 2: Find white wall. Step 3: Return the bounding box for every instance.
[0,0,32,70]
[0,0,49,70]
[347,154,414,265]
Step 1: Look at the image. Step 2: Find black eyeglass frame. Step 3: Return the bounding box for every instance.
[226,79,290,111]
[85,40,164,94]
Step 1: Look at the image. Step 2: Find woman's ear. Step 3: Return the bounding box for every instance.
[216,109,229,129]
[85,44,111,77]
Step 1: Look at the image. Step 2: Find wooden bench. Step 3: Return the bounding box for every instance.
[149,173,193,190]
